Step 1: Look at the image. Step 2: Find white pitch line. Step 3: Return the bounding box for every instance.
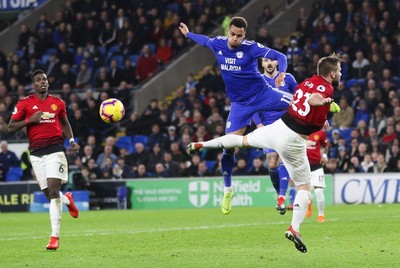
[0,220,301,241]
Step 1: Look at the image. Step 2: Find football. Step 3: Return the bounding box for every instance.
[99,98,125,123]
[329,101,341,113]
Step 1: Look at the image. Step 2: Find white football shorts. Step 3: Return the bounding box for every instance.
[246,119,311,186]
[30,151,68,190]
[310,167,326,188]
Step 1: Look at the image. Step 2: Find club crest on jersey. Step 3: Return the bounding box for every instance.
[51,104,57,111]
[236,51,243,59]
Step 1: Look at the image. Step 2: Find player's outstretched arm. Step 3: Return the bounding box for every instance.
[179,22,211,46]
[308,93,333,106]
[179,22,189,37]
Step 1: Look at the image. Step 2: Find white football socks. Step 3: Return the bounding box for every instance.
[291,190,311,233]
[224,186,233,194]
[50,198,62,237]
[314,188,325,216]
[201,134,243,148]
[59,191,70,205]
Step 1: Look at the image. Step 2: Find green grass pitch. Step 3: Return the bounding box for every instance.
[1,204,399,267]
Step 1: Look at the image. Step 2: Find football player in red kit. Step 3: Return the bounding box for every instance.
[187,53,342,253]
[306,129,329,222]
[8,69,80,250]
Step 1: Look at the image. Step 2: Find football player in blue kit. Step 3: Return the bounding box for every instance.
[179,17,289,214]
[252,58,297,215]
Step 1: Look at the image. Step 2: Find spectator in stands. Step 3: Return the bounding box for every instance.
[331,97,354,129]
[98,21,117,49]
[233,158,250,176]
[354,100,370,127]
[114,157,133,179]
[157,38,173,65]
[120,29,141,56]
[136,44,158,82]
[0,140,20,181]
[57,42,74,66]
[122,59,138,86]
[126,142,148,168]
[154,162,172,178]
[58,64,76,88]
[122,112,143,136]
[249,157,269,175]
[96,145,118,169]
[386,143,400,171]
[146,143,163,174]
[134,164,151,178]
[87,158,101,179]
[162,151,180,177]
[196,161,212,177]
[147,123,167,150]
[373,153,389,173]
[360,153,374,173]
[80,145,96,166]
[352,50,370,78]
[75,61,92,89]
[369,107,387,135]
[257,5,274,26]
[108,59,124,87]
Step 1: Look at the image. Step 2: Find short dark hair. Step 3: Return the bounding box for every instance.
[229,16,248,31]
[317,53,342,76]
[31,69,45,82]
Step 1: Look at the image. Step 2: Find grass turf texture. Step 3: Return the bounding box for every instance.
[1,204,399,267]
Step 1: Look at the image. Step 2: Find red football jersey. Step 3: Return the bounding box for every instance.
[11,94,67,151]
[306,129,328,165]
[287,75,333,129]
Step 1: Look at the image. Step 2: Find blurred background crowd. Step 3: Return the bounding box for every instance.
[1,0,400,185]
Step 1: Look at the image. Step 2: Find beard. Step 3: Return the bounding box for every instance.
[332,79,339,87]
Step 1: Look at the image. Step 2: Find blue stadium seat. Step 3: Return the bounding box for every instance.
[205,160,216,171]
[14,49,25,59]
[133,135,149,147]
[107,44,121,59]
[129,54,140,67]
[167,3,180,13]
[6,167,23,182]
[147,43,156,54]
[45,48,58,55]
[115,136,134,153]
[339,128,353,143]
[40,54,51,65]
[248,148,263,162]
[97,46,106,56]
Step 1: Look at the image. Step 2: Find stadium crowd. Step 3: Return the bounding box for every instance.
[1,0,400,184]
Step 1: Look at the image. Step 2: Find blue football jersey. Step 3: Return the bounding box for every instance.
[187,33,287,102]
[253,73,297,126]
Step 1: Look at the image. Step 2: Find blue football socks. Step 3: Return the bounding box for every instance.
[221,148,235,187]
[278,163,290,196]
[269,166,279,194]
